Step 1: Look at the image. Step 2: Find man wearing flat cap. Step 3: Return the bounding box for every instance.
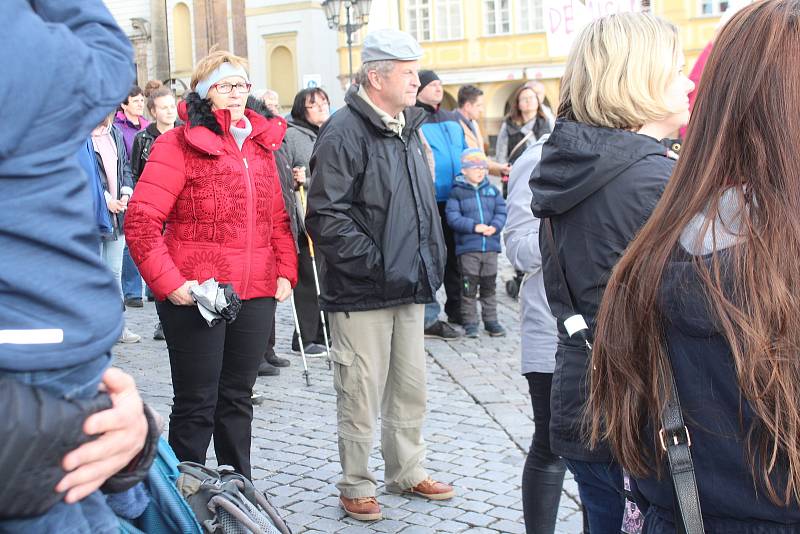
[306,28,455,521]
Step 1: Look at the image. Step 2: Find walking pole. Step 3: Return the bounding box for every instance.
[298,184,332,370]
[289,292,311,386]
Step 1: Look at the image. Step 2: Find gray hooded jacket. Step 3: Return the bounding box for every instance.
[504,135,557,375]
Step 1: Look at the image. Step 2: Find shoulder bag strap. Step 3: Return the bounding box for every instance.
[508,130,536,163]
[660,359,705,534]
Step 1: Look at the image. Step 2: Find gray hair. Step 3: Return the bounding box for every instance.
[252,88,279,101]
[355,60,396,88]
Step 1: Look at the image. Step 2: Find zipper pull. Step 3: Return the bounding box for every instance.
[243,157,249,169]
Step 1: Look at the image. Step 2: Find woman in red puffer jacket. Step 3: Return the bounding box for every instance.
[126,50,297,480]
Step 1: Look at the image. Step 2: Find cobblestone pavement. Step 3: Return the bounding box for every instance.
[115,254,583,533]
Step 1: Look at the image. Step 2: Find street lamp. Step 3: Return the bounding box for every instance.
[321,0,372,83]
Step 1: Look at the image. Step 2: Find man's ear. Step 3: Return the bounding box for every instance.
[367,70,383,92]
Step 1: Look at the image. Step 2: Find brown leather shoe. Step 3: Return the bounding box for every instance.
[339,495,382,521]
[407,477,455,500]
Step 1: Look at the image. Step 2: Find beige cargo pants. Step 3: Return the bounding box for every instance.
[329,303,429,498]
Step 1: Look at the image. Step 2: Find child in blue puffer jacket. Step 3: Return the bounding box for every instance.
[445,148,508,338]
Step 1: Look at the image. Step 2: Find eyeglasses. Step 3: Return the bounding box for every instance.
[305,102,330,111]
[212,82,252,94]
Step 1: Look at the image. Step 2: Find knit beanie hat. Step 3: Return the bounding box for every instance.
[461,148,489,169]
[418,70,440,93]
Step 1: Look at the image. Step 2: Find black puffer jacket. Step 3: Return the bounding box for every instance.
[306,85,446,312]
[530,120,673,462]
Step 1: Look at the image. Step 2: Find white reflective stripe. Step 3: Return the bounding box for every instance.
[0,329,64,344]
[563,315,589,337]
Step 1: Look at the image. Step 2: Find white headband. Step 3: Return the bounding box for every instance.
[195,62,250,99]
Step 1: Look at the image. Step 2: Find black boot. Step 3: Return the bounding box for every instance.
[266,353,290,368]
[257,360,279,376]
[522,452,566,534]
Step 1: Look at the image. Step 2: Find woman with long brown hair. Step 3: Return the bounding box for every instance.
[590,0,800,531]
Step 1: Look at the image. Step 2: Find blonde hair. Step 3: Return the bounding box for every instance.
[190,48,249,92]
[559,12,681,130]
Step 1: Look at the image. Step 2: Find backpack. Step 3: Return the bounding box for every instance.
[176,463,292,534]
[118,437,204,534]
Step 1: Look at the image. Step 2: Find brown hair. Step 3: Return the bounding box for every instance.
[190,48,249,91]
[146,87,174,114]
[507,85,545,126]
[589,0,800,506]
[143,79,164,97]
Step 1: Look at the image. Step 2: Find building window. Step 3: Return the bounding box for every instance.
[518,0,544,32]
[436,0,463,40]
[700,0,729,15]
[407,0,432,42]
[484,0,511,35]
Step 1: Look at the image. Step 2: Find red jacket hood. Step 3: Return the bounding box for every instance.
[177,99,286,156]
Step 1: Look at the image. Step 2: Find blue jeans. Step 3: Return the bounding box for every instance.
[121,243,142,300]
[424,301,441,329]
[100,235,125,300]
[0,355,119,534]
[564,459,625,534]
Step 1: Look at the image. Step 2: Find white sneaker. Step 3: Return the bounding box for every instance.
[118,327,141,344]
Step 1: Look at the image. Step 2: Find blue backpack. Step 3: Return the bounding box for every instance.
[118,438,203,534]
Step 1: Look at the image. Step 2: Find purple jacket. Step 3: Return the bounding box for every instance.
[114,110,149,158]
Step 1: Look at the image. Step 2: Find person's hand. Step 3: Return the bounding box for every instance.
[56,368,147,504]
[500,163,512,176]
[106,198,126,214]
[120,195,130,207]
[483,226,497,237]
[167,280,198,306]
[474,223,488,234]
[275,277,291,302]
[292,166,306,187]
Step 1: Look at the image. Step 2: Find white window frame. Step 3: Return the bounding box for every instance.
[407,0,432,42]
[517,0,545,33]
[699,0,729,16]
[484,0,511,36]
[435,0,463,40]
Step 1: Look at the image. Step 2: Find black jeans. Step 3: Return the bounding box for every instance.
[291,232,326,349]
[157,297,276,480]
[522,372,566,534]
[437,201,462,322]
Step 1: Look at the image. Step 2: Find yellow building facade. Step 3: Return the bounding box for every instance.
[337,0,728,142]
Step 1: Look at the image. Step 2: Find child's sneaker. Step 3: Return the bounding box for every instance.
[464,323,479,338]
[484,321,506,337]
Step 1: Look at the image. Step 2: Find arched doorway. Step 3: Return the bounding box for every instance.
[269,46,297,111]
[172,3,193,76]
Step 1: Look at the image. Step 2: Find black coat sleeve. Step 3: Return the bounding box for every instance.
[0,377,112,519]
[130,132,145,184]
[306,131,382,278]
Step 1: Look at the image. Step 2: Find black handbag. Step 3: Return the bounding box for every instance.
[542,218,705,534]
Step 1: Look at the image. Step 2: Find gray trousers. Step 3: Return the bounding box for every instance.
[459,251,499,325]
[329,303,429,498]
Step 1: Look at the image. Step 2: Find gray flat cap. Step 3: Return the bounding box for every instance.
[361,29,423,63]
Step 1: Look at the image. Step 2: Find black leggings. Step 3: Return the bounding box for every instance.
[157,297,276,480]
[522,372,566,534]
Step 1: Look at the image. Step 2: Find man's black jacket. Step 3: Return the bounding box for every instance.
[307,85,446,312]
